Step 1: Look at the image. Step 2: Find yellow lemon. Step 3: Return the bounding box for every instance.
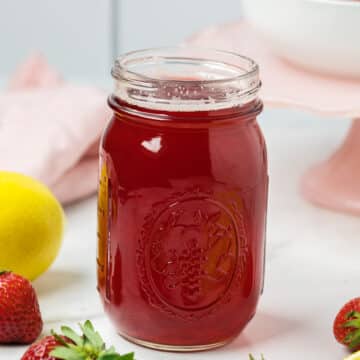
[345,351,360,360]
[0,171,64,280]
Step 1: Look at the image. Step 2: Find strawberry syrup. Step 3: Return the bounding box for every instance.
[97,94,268,348]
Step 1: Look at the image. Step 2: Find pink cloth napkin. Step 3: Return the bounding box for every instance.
[1,54,111,203]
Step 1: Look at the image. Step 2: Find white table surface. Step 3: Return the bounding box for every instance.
[2,108,359,360]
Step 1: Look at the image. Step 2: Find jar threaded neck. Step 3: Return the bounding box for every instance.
[112,47,260,112]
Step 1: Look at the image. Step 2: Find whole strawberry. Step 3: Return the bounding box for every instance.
[0,271,43,343]
[21,320,134,360]
[334,297,360,351]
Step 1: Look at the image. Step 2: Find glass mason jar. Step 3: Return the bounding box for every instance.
[97,47,268,351]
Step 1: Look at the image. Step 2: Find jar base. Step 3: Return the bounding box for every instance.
[119,332,233,352]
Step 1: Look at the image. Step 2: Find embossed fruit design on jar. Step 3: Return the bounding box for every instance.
[97,48,268,351]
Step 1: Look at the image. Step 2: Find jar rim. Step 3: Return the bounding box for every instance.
[112,46,259,85]
[111,46,261,112]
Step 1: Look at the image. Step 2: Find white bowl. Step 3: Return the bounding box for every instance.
[242,0,360,78]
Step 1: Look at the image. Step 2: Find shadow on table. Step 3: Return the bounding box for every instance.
[33,269,85,296]
[224,311,300,351]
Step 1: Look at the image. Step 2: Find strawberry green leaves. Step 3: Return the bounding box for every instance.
[343,311,360,350]
[50,346,84,360]
[49,321,134,360]
[60,326,84,347]
[79,320,104,350]
[98,353,134,360]
[249,355,265,360]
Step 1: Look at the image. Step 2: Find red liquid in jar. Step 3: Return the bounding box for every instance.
[98,96,268,348]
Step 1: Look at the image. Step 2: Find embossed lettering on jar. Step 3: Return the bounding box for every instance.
[97,47,268,352]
